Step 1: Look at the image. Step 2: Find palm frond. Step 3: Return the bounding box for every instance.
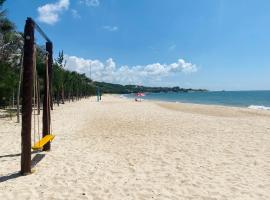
[0,0,6,6]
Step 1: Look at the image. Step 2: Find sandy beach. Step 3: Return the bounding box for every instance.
[0,95,270,200]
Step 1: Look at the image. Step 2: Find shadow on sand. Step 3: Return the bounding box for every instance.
[31,153,46,168]
[0,172,21,183]
[0,150,40,159]
[0,153,46,183]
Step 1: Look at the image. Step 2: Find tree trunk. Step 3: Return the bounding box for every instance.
[57,89,60,106]
[17,54,23,123]
[61,84,65,104]
[12,89,15,108]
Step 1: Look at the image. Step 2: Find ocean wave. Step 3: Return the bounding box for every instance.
[119,95,127,99]
[248,105,270,110]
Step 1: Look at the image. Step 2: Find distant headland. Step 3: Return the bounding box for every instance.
[94,81,207,94]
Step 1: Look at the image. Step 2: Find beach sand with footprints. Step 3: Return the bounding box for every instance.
[1,95,270,199]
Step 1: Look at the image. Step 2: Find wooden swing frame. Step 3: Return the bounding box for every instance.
[21,17,54,175]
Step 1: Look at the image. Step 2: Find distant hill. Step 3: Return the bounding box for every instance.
[94,81,207,94]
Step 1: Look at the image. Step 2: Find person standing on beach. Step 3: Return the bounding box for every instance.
[96,87,100,102]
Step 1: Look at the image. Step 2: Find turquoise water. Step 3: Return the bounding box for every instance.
[124,91,270,109]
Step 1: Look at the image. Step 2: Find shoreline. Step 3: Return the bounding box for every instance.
[121,91,270,110]
[120,94,270,115]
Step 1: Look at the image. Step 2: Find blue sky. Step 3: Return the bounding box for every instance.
[5,0,270,90]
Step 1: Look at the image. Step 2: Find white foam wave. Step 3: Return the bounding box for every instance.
[248,105,270,110]
[119,95,127,99]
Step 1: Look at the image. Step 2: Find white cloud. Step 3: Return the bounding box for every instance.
[37,0,70,25]
[71,9,81,19]
[169,44,176,51]
[102,25,118,32]
[64,55,198,85]
[79,0,100,7]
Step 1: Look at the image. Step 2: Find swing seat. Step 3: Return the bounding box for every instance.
[32,134,55,150]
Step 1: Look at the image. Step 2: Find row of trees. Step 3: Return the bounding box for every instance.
[52,51,96,106]
[0,0,22,107]
[0,0,96,109]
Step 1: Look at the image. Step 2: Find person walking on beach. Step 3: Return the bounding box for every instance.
[96,87,102,102]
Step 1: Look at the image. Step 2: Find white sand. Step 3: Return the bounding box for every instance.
[0,95,270,200]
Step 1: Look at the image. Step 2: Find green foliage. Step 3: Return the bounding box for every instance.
[0,1,21,107]
[51,51,95,105]
[55,50,65,68]
[0,0,14,34]
[0,18,14,33]
[0,61,19,106]
[0,0,5,6]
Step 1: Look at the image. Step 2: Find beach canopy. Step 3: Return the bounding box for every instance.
[136,93,145,97]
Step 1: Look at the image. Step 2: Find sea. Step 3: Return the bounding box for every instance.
[123,91,270,110]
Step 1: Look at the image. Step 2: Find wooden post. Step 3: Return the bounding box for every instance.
[42,54,51,151]
[21,18,34,175]
[46,42,53,110]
